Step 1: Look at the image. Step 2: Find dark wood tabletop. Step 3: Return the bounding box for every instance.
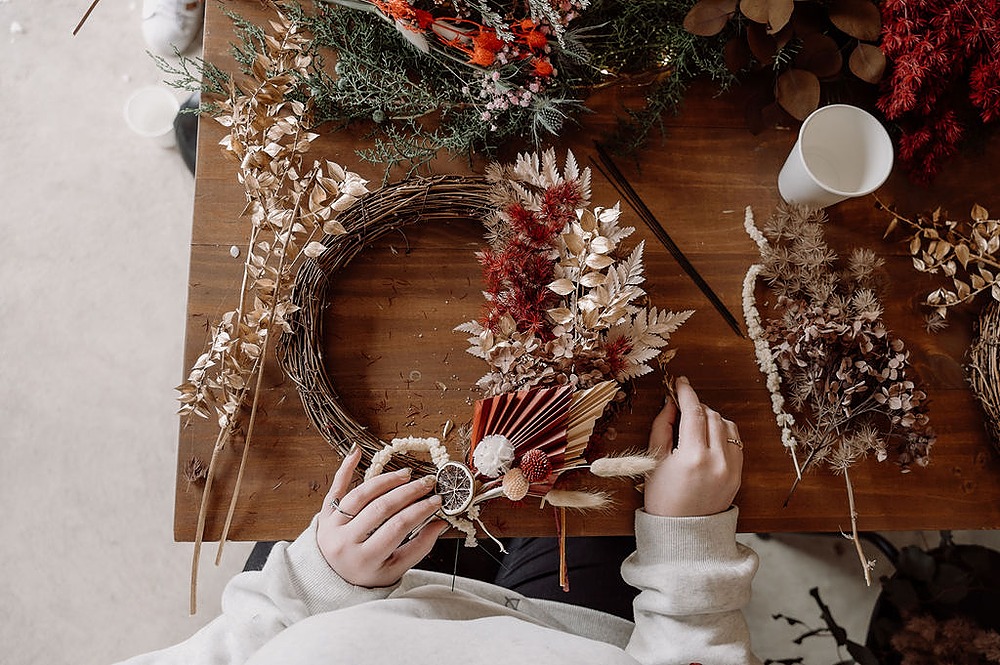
[175,0,1000,543]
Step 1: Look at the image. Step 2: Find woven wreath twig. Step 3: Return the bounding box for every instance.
[276,175,493,475]
[968,301,1000,454]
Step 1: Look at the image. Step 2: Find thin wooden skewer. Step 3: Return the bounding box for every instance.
[590,145,745,338]
[73,0,103,36]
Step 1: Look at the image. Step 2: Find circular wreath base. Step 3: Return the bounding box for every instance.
[968,300,1000,455]
[277,175,493,474]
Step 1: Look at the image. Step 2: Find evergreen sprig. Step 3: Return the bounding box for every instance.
[160,0,737,174]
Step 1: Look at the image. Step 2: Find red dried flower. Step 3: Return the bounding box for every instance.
[413,9,433,29]
[532,58,554,79]
[525,30,548,51]
[878,0,1000,181]
[469,44,496,67]
[519,449,552,483]
[603,336,633,379]
[473,29,505,54]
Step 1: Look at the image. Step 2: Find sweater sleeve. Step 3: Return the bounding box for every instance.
[620,507,762,665]
[113,515,395,665]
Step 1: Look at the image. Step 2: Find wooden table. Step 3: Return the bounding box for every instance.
[175,0,1000,543]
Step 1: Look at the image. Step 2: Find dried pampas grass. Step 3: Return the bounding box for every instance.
[589,452,658,478]
[541,489,613,510]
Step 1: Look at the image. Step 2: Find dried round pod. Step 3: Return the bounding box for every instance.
[519,449,552,483]
[502,468,530,501]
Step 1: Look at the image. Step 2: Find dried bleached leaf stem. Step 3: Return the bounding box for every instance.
[175,11,369,614]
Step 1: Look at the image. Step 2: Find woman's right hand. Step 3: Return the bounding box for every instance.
[643,376,744,518]
[316,446,446,588]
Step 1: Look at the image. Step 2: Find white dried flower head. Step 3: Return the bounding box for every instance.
[472,434,515,478]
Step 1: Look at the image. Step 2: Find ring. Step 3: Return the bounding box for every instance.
[329,497,356,519]
[726,437,744,450]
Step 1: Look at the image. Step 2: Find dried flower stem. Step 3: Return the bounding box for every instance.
[877,196,1000,272]
[190,423,236,614]
[180,9,370,612]
[216,194,318,564]
[877,195,1000,328]
[843,467,873,587]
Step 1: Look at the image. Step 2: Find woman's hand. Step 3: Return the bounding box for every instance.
[644,376,744,518]
[316,446,446,587]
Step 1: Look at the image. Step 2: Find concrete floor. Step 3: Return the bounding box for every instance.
[1,2,997,665]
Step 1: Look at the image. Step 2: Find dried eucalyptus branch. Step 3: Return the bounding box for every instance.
[878,197,1000,330]
[174,7,369,613]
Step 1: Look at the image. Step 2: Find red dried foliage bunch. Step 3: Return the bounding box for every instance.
[878,0,1000,182]
[478,181,585,337]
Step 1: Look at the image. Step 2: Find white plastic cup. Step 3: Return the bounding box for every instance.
[123,85,180,148]
[777,104,893,209]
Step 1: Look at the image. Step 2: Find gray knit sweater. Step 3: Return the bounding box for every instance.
[117,508,761,665]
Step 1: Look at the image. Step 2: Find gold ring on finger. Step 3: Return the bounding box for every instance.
[726,437,744,450]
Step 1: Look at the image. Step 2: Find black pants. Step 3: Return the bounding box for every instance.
[247,535,639,621]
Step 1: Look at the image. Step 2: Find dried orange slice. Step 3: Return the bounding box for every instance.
[435,461,475,516]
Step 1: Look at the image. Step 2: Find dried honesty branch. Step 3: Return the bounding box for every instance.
[879,199,1000,330]
[174,9,369,614]
[743,204,936,585]
[457,149,692,397]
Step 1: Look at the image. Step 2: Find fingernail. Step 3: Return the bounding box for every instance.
[396,467,412,478]
[348,443,361,456]
[427,493,442,505]
[677,376,689,385]
[420,474,437,488]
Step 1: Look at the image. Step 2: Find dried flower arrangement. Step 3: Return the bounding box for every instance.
[172,11,371,613]
[280,149,691,588]
[162,0,734,175]
[682,0,885,126]
[879,200,1000,453]
[457,150,692,395]
[742,204,936,585]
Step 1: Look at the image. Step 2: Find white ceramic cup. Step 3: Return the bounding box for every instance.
[777,104,893,209]
[124,85,180,148]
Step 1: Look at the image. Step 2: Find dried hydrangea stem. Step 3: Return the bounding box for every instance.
[843,468,874,586]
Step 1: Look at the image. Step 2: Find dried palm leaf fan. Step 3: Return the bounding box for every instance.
[276,175,493,475]
[968,301,1000,454]
[468,381,619,491]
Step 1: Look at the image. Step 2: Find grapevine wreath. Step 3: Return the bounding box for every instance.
[277,150,692,566]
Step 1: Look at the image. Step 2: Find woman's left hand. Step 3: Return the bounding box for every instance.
[316,446,446,588]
